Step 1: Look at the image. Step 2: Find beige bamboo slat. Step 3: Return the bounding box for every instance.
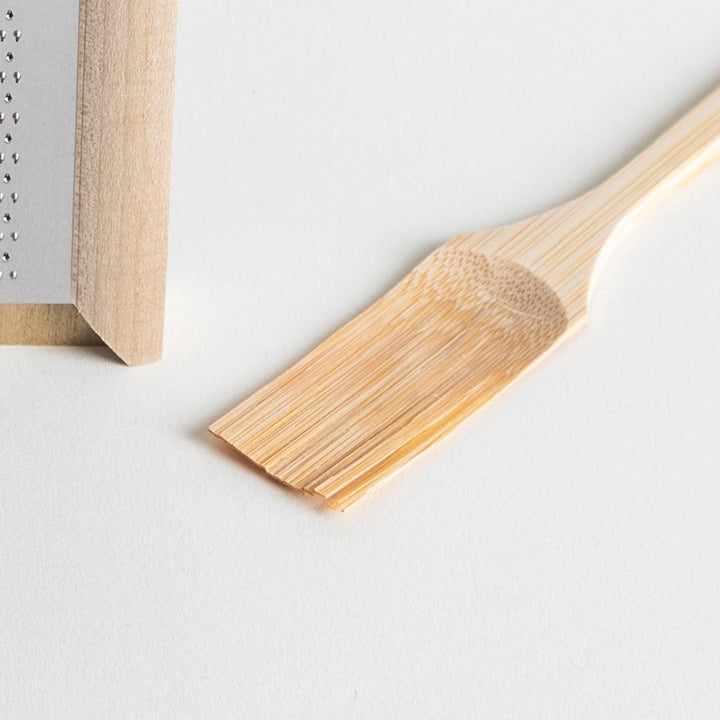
[212,85,720,510]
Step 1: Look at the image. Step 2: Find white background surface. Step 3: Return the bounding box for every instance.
[2,1,720,717]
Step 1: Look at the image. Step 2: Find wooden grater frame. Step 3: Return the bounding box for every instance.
[0,0,177,365]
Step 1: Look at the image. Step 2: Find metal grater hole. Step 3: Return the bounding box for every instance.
[0,0,26,288]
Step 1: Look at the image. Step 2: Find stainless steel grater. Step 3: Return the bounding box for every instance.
[0,0,177,365]
[0,0,78,303]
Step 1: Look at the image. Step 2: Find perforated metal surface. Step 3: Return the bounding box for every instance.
[0,0,79,303]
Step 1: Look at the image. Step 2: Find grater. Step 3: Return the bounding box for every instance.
[0,0,177,365]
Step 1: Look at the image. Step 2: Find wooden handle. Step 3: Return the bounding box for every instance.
[595,85,720,226]
[514,84,720,321]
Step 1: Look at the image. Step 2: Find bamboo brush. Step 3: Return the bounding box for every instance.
[211,85,720,510]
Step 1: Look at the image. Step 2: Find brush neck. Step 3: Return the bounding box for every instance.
[594,84,720,228]
[454,86,720,326]
[531,84,720,324]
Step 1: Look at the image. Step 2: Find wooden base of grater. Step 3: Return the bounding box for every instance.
[0,0,177,365]
[0,304,99,345]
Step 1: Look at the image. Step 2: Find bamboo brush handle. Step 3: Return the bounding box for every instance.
[517,84,720,320]
[596,85,720,226]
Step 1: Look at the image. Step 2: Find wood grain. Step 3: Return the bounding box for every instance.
[0,305,100,345]
[73,0,177,365]
[212,85,720,509]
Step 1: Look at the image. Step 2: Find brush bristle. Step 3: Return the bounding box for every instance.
[210,247,567,509]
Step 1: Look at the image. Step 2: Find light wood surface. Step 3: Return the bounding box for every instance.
[73,0,177,365]
[0,0,177,365]
[212,85,720,509]
[0,305,100,345]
